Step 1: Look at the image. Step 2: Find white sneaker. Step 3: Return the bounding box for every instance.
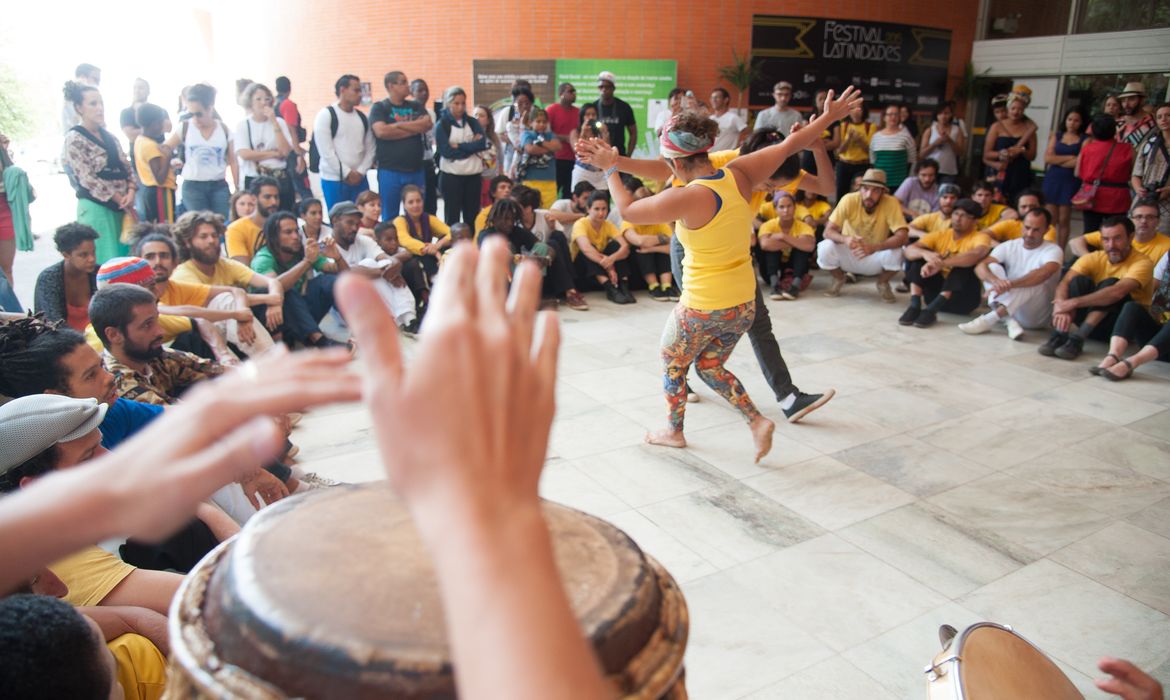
[959,314,998,335]
[1005,317,1025,340]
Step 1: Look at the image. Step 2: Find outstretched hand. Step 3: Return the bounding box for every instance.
[821,86,864,123]
[574,137,618,170]
[1097,657,1164,700]
[337,239,560,534]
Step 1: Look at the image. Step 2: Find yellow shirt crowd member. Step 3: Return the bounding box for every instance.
[828,192,907,246]
[393,215,451,256]
[474,207,490,234]
[133,138,176,190]
[621,221,672,240]
[172,258,258,288]
[976,203,1009,231]
[796,199,831,226]
[682,149,806,214]
[225,217,263,261]
[987,219,1057,243]
[570,217,621,260]
[1070,248,1156,306]
[1080,230,1170,265]
[109,633,168,700]
[758,218,815,259]
[910,211,953,236]
[837,120,876,163]
[916,228,994,276]
[49,546,136,607]
[673,168,755,311]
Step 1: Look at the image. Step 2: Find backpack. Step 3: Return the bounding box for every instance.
[274,95,308,143]
[176,119,230,165]
[308,106,369,174]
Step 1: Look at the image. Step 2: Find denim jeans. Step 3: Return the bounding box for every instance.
[320,178,371,214]
[377,169,425,220]
[280,273,338,343]
[181,179,231,219]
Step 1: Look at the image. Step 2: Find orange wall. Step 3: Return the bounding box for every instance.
[212,1,978,123]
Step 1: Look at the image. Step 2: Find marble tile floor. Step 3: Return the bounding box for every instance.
[293,276,1170,699]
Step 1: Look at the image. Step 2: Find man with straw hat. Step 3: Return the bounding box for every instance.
[1117,82,1154,148]
[817,167,908,301]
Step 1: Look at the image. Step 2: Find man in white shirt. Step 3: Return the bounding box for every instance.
[961,208,1064,339]
[327,201,417,332]
[753,81,802,136]
[709,88,747,151]
[313,74,376,212]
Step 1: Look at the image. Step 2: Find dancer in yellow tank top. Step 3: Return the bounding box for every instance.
[579,87,861,462]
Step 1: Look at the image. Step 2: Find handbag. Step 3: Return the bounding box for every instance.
[1071,142,1116,211]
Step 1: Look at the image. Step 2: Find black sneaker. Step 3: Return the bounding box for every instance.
[914,308,938,328]
[781,284,800,300]
[649,287,671,302]
[898,305,920,326]
[1038,331,1067,356]
[618,281,637,304]
[783,389,836,423]
[604,282,623,304]
[1054,334,1085,360]
[666,285,681,301]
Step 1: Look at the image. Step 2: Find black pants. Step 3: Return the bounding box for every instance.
[439,172,481,226]
[1068,275,1127,340]
[906,260,982,314]
[543,231,577,297]
[574,240,630,285]
[555,159,574,199]
[633,250,672,281]
[120,519,219,574]
[1112,301,1170,358]
[762,249,811,286]
[424,161,438,216]
[835,160,869,200]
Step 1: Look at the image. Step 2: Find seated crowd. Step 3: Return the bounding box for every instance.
[0,65,1166,699]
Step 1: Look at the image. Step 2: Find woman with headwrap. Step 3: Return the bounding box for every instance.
[983,86,1038,203]
[577,87,860,462]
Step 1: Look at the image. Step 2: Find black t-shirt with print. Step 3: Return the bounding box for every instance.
[589,98,636,155]
[369,98,427,172]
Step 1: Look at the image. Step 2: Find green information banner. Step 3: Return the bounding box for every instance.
[554,58,677,159]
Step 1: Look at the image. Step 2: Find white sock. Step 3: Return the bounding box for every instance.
[981,309,1001,324]
[779,392,796,410]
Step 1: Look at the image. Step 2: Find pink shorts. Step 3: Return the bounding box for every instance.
[0,195,13,242]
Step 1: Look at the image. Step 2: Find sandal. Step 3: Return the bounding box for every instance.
[1089,353,1122,376]
[1102,358,1134,382]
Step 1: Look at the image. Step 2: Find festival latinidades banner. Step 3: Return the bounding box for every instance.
[472,58,676,159]
[749,16,951,112]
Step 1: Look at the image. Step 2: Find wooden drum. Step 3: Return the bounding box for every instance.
[166,484,688,699]
[925,622,1083,699]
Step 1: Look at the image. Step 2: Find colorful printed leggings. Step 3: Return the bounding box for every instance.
[661,300,759,431]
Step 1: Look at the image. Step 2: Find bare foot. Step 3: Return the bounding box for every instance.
[645,428,686,449]
[750,416,775,464]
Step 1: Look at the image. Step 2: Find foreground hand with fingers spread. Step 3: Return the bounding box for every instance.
[1097,657,1165,700]
[336,239,611,700]
[0,345,361,595]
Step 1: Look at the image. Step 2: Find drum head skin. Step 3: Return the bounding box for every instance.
[957,625,1083,700]
[200,485,666,699]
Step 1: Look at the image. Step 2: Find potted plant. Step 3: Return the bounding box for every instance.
[717,49,762,118]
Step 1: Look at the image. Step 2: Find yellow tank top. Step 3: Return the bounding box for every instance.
[675,167,756,310]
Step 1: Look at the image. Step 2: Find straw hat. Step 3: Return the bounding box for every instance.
[858,169,888,190]
[1118,82,1147,99]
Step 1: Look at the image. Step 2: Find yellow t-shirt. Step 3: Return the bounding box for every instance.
[987,219,1057,243]
[133,137,176,189]
[796,199,831,224]
[675,149,804,212]
[50,546,135,607]
[158,279,210,308]
[976,203,1008,231]
[837,120,875,163]
[1082,231,1170,265]
[394,215,451,256]
[828,192,907,246]
[1071,248,1156,306]
[571,218,621,259]
[918,228,994,257]
[225,217,263,260]
[674,168,755,310]
[910,211,952,236]
[172,258,257,288]
[621,221,672,239]
[474,207,490,234]
[109,633,168,700]
[758,218,815,239]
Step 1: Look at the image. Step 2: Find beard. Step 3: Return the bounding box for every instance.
[124,338,164,362]
[190,246,219,265]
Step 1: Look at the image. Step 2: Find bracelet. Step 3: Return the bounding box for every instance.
[604,166,617,178]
